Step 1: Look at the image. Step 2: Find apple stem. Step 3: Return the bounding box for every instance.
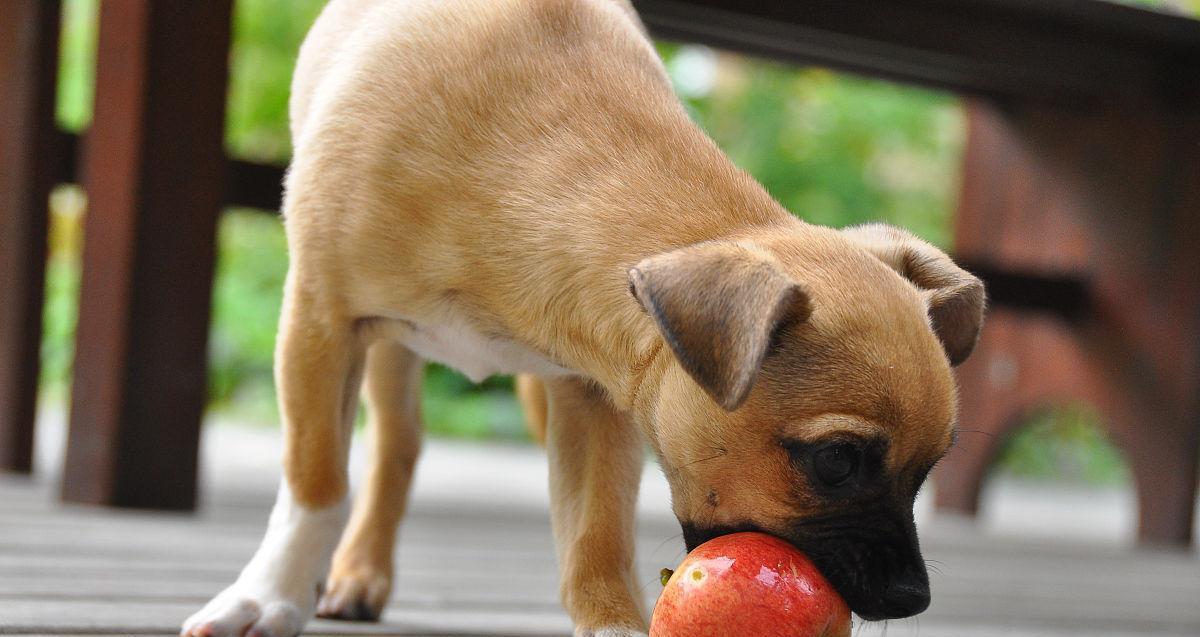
[659,568,674,586]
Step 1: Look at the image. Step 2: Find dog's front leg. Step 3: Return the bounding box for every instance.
[182,299,365,637]
[544,377,648,637]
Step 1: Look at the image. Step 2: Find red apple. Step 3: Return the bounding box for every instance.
[650,532,850,637]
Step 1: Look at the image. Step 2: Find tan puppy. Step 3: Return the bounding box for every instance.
[182,1,984,636]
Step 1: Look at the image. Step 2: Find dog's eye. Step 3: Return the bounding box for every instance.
[812,443,859,487]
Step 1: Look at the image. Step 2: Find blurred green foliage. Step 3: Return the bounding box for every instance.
[1116,0,1200,13]
[207,210,289,413]
[993,405,1130,486]
[225,0,328,162]
[44,0,1150,483]
[55,0,95,131]
[659,44,960,246]
[40,188,85,401]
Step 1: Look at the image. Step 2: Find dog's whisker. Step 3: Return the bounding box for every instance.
[681,448,727,468]
[942,428,998,455]
[649,532,683,559]
[639,573,664,594]
[956,428,997,439]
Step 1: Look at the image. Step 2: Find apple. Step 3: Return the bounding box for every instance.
[650,532,851,637]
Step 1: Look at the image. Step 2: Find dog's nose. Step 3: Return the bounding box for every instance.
[880,582,930,618]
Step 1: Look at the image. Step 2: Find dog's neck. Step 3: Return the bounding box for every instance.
[489,73,803,413]
[530,177,798,415]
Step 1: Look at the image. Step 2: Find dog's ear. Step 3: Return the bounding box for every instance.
[628,243,811,411]
[842,223,986,366]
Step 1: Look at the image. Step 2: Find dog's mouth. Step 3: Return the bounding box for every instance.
[679,518,930,621]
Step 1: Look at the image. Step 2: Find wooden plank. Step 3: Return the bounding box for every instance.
[4,552,1198,619]
[0,599,573,636]
[631,0,1200,103]
[4,473,1200,636]
[0,0,62,473]
[5,581,1198,636]
[63,1,234,510]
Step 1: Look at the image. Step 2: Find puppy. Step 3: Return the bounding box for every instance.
[182,1,984,636]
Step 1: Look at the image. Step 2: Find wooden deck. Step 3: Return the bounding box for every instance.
[2,425,1199,637]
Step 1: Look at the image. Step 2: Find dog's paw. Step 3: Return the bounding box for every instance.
[315,566,391,621]
[181,586,310,637]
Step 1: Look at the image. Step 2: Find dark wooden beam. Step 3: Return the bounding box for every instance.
[54,129,82,188]
[52,131,285,213]
[632,0,1200,104]
[227,158,286,212]
[0,0,62,473]
[960,261,1092,324]
[63,1,233,510]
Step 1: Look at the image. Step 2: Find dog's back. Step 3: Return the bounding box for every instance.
[282,0,688,263]
[290,0,653,143]
[278,0,777,383]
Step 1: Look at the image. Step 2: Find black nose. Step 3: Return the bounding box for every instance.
[876,583,930,619]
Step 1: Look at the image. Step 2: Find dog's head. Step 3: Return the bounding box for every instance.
[629,222,984,621]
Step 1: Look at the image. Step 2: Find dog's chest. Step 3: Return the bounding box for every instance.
[398,316,573,383]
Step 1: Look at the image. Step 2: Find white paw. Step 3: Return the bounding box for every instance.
[183,485,347,637]
[181,584,312,637]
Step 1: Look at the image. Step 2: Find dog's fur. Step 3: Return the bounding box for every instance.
[182,1,984,636]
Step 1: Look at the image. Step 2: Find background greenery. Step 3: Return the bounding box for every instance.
[44,0,1197,484]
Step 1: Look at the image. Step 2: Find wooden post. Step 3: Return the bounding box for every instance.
[63,1,233,509]
[0,1,62,473]
[939,101,1200,546]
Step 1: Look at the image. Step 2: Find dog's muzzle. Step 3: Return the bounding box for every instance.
[787,509,931,620]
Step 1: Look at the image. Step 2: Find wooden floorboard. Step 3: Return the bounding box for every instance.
[3,457,1200,637]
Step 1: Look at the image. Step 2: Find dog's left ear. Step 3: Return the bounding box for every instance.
[628,243,811,411]
[842,223,986,365]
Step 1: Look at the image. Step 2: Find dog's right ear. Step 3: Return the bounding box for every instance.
[841,223,985,366]
[628,243,811,411]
